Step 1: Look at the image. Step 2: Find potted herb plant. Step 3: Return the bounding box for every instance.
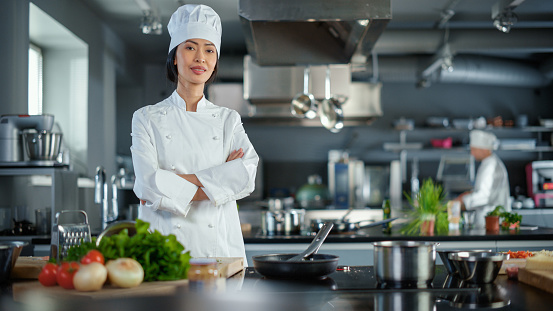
[501,211,522,230]
[401,178,449,236]
[485,205,504,232]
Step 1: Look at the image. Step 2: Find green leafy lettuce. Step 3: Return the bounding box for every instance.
[66,219,191,282]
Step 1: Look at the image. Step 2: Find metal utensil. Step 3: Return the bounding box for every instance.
[310,217,399,234]
[319,66,344,133]
[338,207,354,224]
[287,222,333,261]
[291,66,317,119]
[50,210,91,263]
[96,220,137,246]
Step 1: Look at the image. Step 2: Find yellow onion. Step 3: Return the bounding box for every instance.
[105,258,144,288]
[73,262,108,292]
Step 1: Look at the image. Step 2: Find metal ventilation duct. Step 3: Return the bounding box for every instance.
[238,0,391,66]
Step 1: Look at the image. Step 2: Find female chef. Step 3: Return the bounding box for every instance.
[454,130,510,227]
[130,4,259,262]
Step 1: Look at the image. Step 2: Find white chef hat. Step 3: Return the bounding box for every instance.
[470,130,498,150]
[167,4,222,58]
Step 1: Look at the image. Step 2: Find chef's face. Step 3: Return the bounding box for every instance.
[470,147,492,161]
[174,38,217,86]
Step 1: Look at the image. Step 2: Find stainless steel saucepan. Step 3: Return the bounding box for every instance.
[373,241,439,286]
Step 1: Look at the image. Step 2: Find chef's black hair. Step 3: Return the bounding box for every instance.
[166,47,218,85]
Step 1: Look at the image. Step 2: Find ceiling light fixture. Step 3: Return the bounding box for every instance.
[140,10,162,35]
[135,0,162,35]
[493,8,518,33]
[491,0,525,33]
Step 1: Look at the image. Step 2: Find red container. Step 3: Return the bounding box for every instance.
[431,137,452,149]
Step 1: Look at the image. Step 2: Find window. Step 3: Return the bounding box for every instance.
[28,43,43,115]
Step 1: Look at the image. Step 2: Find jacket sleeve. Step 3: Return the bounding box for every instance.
[463,159,495,210]
[195,113,259,206]
[130,109,198,217]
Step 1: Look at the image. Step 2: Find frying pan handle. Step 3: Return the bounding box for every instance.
[287,222,334,262]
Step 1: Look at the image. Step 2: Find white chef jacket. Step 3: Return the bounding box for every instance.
[130,90,258,264]
[462,153,510,227]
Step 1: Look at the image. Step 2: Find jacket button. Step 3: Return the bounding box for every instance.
[176,224,181,229]
[171,165,175,170]
[212,113,217,117]
[162,111,167,115]
[212,136,219,140]
[166,135,172,139]
[208,224,214,228]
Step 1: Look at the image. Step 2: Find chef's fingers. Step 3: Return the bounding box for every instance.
[226,148,244,162]
[140,199,146,205]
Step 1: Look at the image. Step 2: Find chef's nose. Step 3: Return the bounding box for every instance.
[195,51,206,63]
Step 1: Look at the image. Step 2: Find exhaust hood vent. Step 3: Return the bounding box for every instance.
[238,0,391,66]
[238,55,383,127]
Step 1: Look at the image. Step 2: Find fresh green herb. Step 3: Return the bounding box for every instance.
[486,205,505,217]
[401,178,449,235]
[65,219,191,282]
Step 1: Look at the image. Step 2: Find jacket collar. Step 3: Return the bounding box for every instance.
[170,90,214,112]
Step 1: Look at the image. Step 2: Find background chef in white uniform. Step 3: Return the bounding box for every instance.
[130,4,259,264]
[454,130,510,227]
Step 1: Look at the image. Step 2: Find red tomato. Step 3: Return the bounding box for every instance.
[38,263,58,286]
[81,250,105,265]
[57,261,80,289]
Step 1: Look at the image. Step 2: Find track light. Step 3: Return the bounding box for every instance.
[140,10,162,35]
[493,7,518,33]
[491,0,524,33]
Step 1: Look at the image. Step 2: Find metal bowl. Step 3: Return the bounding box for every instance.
[438,249,493,275]
[96,220,137,246]
[0,241,29,284]
[448,252,509,284]
[22,130,63,161]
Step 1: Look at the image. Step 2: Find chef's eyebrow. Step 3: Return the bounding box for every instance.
[185,39,215,47]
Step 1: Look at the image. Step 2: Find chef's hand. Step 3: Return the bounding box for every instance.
[226,148,244,162]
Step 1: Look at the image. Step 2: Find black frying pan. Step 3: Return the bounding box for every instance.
[252,222,339,279]
[252,253,339,279]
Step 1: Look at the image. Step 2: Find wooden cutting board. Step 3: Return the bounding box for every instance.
[518,268,553,294]
[11,257,48,279]
[12,257,244,301]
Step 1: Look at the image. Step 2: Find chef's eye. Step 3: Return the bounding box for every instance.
[186,46,195,51]
[206,48,215,53]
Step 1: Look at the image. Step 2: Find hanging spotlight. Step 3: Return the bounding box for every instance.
[491,0,524,33]
[493,8,518,33]
[140,10,162,35]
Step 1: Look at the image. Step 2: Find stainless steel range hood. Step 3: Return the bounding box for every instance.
[238,0,391,66]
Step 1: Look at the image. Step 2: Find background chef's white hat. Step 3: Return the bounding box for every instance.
[470,130,498,150]
[167,4,222,58]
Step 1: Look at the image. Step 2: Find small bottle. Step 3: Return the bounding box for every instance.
[382,199,392,234]
[188,258,219,292]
